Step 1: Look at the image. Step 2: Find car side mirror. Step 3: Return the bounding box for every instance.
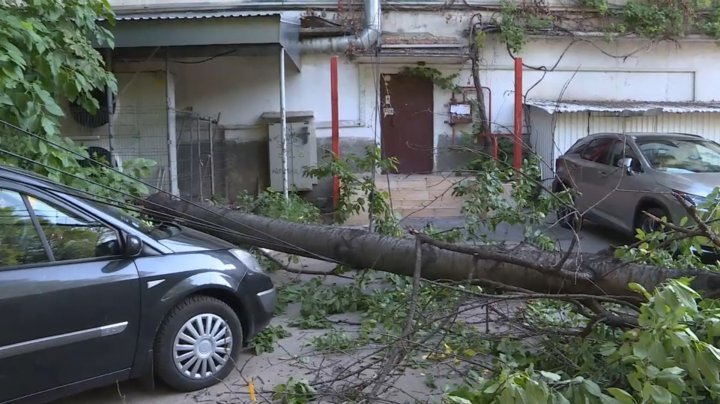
[124,235,143,257]
[618,157,635,175]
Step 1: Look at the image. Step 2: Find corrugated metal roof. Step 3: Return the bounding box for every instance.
[526,99,720,114]
[114,11,280,21]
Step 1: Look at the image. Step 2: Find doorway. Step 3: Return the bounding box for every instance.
[380,74,434,174]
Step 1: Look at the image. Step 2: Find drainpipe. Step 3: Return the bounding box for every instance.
[513,57,523,171]
[300,0,381,53]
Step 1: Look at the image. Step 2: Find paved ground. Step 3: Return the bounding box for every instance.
[56,218,627,404]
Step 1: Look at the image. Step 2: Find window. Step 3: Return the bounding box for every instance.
[0,189,48,267]
[607,140,640,169]
[636,138,720,173]
[580,138,615,164]
[26,196,121,261]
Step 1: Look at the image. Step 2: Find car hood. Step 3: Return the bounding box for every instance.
[656,171,720,197]
[154,224,236,253]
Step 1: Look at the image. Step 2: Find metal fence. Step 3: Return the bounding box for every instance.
[63,106,223,202]
[176,111,221,202]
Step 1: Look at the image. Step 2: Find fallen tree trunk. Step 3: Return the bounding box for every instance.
[144,194,720,300]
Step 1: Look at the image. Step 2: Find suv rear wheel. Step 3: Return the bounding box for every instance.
[555,186,583,231]
[154,296,243,391]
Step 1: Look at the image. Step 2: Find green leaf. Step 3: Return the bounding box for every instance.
[40,116,56,136]
[628,282,651,299]
[2,42,26,66]
[37,90,64,116]
[539,371,561,382]
[582,379,603,397]
[445,397,473,404]
[647,383,672,404]
[607,388,636,404]
[0,93,13,106]
[705,343,720,363]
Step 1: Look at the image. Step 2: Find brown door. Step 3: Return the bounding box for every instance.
[380,74,434,174]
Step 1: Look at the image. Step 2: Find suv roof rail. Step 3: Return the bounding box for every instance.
[623,131,703,138]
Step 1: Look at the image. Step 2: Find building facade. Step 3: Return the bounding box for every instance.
[59,0,720,205]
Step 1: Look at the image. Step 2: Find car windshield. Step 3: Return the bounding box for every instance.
[81,198,173,239]
[635,137,720,173]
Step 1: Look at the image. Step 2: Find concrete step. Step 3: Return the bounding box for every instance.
[345,173,469,223]
[390,197,465,210]
[401,207,464,218]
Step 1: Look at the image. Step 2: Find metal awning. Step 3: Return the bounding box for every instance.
[526,100,720,115]
[98,11,300,197]
[100,10,301,69]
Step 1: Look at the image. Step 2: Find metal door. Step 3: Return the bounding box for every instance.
[573,137,616,215]
[380,74,434,174]
[0,184,140,402]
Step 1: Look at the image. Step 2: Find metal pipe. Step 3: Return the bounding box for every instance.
[189,117,194,198]
[300,0,381,54]
[330,56,340,209]
[197,117,203,201]
[209,118,215,198]
[104,50,115,161]
[513,57,523,170]
[279,48,289,200]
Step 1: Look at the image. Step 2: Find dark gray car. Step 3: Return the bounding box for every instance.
[0,165,276,403]
[553,132,720,234]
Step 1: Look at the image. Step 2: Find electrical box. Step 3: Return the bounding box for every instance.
[449,101,473,124]
[267,115,318,191]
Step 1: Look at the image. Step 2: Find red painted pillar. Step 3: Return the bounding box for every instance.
[331,56,340,208]
[513,57,523,171]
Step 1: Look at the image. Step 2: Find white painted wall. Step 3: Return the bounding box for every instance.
[479,37,720,134]
[144,34,720,154]
[171,53,373,142]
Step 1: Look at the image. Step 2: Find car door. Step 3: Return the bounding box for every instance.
[599,140,649,233]
[0,183,140,402]
[573,137,616,217]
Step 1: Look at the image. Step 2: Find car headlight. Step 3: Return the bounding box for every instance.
[229,249,265,273]
[675,190,707,207]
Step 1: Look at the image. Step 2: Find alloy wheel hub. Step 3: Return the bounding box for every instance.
[173,313,232,379]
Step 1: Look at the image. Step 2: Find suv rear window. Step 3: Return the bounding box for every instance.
[580,138,615,164]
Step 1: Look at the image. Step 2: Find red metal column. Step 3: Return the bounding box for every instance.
[331,56,340,208]
[513,57,523,170]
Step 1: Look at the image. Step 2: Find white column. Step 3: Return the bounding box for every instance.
[279,47,289,200]
[166,50,179,196]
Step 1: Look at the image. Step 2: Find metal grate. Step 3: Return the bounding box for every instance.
[64,106,223,201]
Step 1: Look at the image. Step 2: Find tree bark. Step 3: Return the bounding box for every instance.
[144,194,720,300]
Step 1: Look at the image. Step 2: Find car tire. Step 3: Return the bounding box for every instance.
[154,295,243,391]
[636,207,669,234]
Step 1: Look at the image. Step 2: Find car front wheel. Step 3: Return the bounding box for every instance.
[636,207,669,234]
[154,295,243,391]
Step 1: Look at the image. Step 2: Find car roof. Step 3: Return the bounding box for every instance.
[0,164,64,191]
[587,132,705,140]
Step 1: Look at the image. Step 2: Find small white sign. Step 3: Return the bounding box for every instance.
[450,103,472,116]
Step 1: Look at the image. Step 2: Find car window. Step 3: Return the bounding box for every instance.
[607,140,640,168]
[567,138,590,154]
[26,196,122,261]
[0,189,48,267]
[637,138,720,173]
[580,138,615,164]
